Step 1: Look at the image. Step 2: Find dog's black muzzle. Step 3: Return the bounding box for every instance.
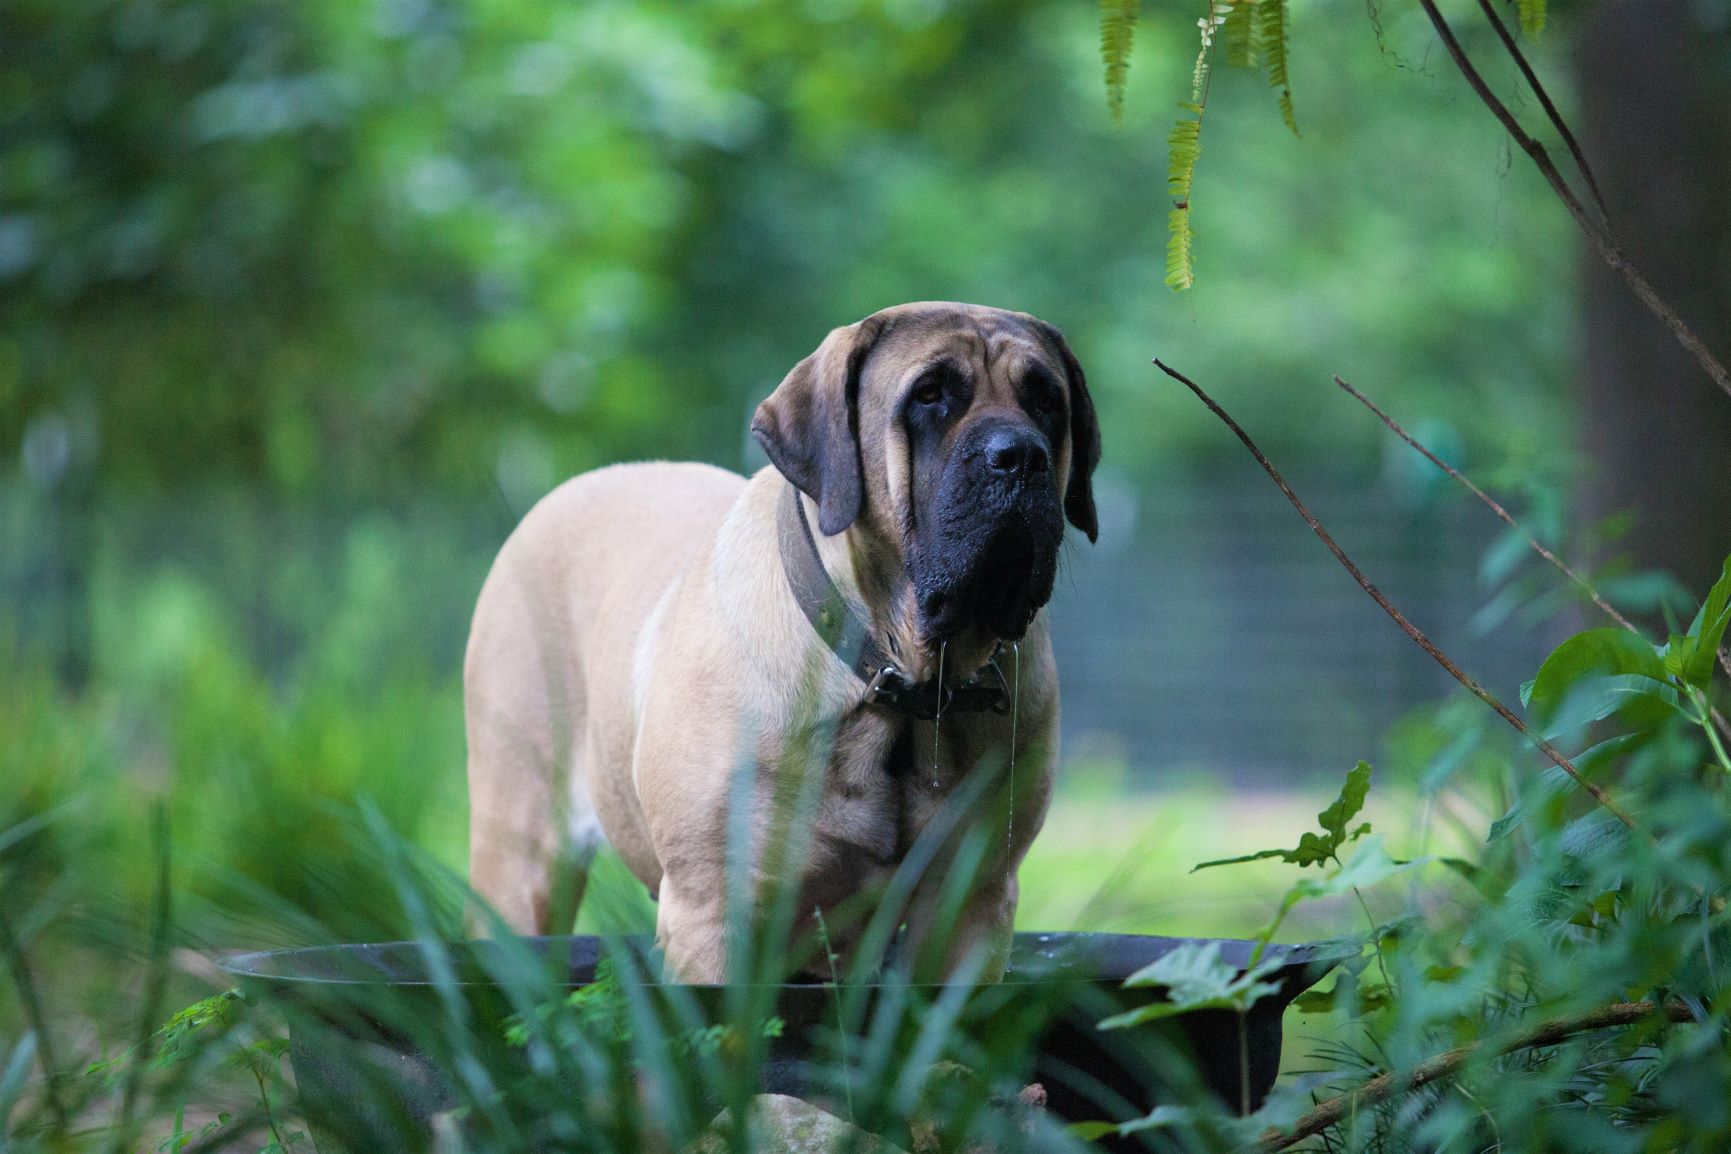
[912,419,1065,643]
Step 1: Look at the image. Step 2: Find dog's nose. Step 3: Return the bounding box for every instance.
[984,427,1050,478]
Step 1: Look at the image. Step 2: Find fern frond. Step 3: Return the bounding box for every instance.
[1167,106,1203,201]
[1100,0,1140,122]
[1223,0,1258,69]
[1257,0,1298,136]
[1166,206,1196,291]
[1166,105,1204,291]
[1515,0,1546,36]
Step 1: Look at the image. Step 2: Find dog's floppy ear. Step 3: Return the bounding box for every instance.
[1038,321,1101,543]
[751,315,885,536]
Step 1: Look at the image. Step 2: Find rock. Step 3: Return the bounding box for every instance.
[687,1094,911,1154]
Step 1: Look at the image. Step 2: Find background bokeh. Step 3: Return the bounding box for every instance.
[3,0,1726,947]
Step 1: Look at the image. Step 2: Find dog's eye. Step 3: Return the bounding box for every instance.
[911,377,946,407]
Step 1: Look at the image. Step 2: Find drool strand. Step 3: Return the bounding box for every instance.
[1008,641,1020,848]
[931,640,946,789]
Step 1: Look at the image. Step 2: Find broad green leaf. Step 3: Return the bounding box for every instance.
[1101,941,1284,1028]
[1524,628,1668,721]
[1679,554,1731,687]
[1537,672,1685,740]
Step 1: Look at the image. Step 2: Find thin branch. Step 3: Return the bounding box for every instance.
[1417,0,1731,402]
[1155,359,1640,832]
[1475,0,1607,223]
[1334,375,1634,631]
[1254,999,1694,1150]
[1333,375,1731,747]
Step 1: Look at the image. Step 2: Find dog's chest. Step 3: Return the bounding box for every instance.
[808,711,991,884]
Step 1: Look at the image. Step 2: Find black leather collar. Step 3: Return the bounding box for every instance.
[776,481,1011,721]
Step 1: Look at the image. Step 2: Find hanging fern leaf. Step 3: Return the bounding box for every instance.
[1168,105,1203,201]
[1100,0,1140,122]
[1166,206,1196,291]
[1223,0,1258,69]
[1166,105,1204,290]
[1515,0,1546,36]
[1258,0,1298,136]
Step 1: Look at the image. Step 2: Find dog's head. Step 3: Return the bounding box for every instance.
[752,302,1100,650]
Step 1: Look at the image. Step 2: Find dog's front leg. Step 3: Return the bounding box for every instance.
[655,875,730,984]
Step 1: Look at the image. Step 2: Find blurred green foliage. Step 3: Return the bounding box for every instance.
[0,0,1591,1074]
[3,0,1574,510]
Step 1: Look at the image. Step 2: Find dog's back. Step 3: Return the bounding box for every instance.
[465,461,744,933]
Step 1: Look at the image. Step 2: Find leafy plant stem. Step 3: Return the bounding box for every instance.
[813,906,854,1125]
[248,1055,290,1154]
[1156,358,1645,835]
[1415,0,1731,402]
[1255,999,1695,1151]
[1349,883,1393,996]
[1691,686,1731,774]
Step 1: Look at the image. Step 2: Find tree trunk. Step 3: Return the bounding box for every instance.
[1575,0,1731,597]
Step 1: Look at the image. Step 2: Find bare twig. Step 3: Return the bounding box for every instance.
[1334,375,1635,631]
[1333,375,1731,747]
[1475,0,1607,224]
[1417,0,1731,401]
[1255,999,1694,1150]
[1155,359,1640,832]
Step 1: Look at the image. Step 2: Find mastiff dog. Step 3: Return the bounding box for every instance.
[465,301,1100,983]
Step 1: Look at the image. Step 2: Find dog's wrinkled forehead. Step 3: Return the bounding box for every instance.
[858,303,1064,400]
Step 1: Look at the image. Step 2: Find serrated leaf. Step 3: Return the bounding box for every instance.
[1319,760,1370,843]
[1099,0,1140,122]
[1194,762,1372,870]
[1102,941,1284,1027]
